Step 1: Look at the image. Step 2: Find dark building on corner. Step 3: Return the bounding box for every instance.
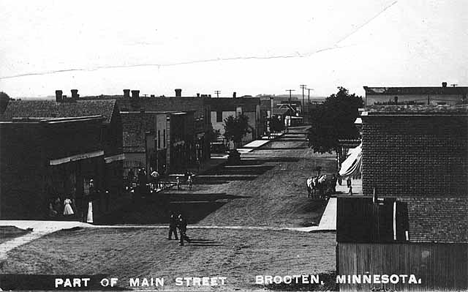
[336,104,468,291]
[0,90,124,220]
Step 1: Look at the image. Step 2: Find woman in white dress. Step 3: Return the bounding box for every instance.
[63,198,74,216]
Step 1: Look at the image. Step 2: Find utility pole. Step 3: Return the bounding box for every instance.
[215,90,221,98]
[307,88,314,113]
[300,85,307,114]
[286,89,295,132]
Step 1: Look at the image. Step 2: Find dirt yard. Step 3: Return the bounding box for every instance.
[1,227,336,291]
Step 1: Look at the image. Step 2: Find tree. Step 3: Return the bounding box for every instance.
[223,114,251,148]
[269,116,284,132]
[0,92,11,114]
[307,87,363,153]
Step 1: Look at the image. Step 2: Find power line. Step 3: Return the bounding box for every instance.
[215,90,221,98]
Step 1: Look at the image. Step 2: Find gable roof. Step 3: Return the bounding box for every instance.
[2,99,117,123]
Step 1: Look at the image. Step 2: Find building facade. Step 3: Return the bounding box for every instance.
[1,91,124,195]
[0,116,107,219]
[208,96,263,147]
[337,104,468,291]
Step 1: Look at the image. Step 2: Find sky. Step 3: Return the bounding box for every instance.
[0,0,467,99]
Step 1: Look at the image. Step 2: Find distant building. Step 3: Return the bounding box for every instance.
[117,89,209,174]
[208,96,263,147]
[337,104,468,291]
[363,83,468,106]
[121,110,195,175]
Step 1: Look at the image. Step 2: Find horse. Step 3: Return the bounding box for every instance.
[306,174,332,199]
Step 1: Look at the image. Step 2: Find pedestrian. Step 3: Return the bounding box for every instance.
[347,177,353,195]
[187,174,193,190]
[176,176,181,190]
[48,198,58,218]
[63,197,74,217]
[53,197,62,217]
[104,190,110,213]
[177,213,191,246]
[168,211,178,240]
[331,174,338,194]
[150,168,160,190]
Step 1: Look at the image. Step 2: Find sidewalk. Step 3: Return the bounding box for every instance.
[0,221,90,261]
[335,178,362,195]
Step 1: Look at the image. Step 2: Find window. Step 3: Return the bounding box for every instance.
[158,130,161,149]
[163,129,166,148]
[216,111,223,122]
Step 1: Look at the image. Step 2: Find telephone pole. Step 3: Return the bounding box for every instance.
[300,85,307,114]
[215,90,221,98]
[307,88,314,112]
[286,89,295,132]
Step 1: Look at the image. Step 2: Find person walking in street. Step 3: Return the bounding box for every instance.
[176,176,181,190]
[168,211,178,240]
[187,173,193,190]
[347,177,353,195]
[177,213,191,246]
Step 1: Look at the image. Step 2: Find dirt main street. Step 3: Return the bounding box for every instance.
[0,126,339,291]
[99,126,338,228]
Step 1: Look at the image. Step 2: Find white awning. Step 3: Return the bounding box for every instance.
[339,143,362,178]
[104,153,125,164]
[49,150,104,166]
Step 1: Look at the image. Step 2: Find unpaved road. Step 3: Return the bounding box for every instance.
[0,126,339,291]
[99,126,337,227]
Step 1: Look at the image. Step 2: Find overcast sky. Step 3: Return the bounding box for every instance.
[0,0,467,99]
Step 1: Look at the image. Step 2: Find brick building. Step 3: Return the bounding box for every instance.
[121,109,196,175]
[337,104,468,291]
[117,89,211,169]
[0,116,106,219]
[361,105,468,242]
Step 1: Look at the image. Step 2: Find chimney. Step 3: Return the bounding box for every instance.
[123,89,131,98]
[197,93,200,97]
[233,92,237,98]
[55,90,63,102]
[71,89,79,99]
[175,89,182,97]
[131,90,140,99]
[442,82,447,88]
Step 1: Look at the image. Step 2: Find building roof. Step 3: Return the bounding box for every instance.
[401,197,468,243]
[364,86,468,96]
[208,98,260,112]
[1,99,117,123]
[116,96,206,115]
[362,104,468,116]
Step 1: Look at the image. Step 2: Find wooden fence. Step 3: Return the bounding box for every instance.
[337,242,467,291]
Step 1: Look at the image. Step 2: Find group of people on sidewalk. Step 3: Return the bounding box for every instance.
[48,178,111,223]
[168,211,191,246]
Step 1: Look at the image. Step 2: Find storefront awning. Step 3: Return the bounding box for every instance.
[104,153,125,164]
[49,150,104,166]
[339,143,362,178]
